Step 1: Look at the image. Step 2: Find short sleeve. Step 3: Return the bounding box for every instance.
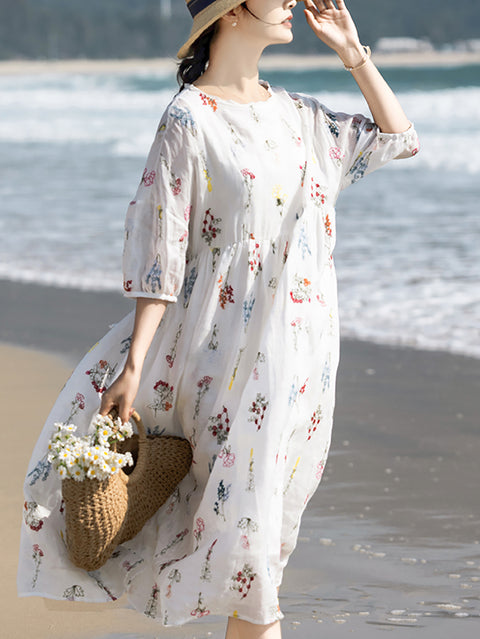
[324,110,419,191]
[286,90,419,193]
[122,103,197,302]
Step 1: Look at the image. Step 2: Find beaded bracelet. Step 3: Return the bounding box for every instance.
[343,45,371,72]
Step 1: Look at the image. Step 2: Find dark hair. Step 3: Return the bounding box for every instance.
[176,22,219,89]
[176,3,246,89]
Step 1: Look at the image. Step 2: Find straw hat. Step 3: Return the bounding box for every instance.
[177,0,245,59]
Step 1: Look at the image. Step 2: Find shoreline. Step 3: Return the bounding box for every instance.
[1,277,479,366]
[1,50,480,76]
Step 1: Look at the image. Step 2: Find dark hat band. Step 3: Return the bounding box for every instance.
[187,0,217,18]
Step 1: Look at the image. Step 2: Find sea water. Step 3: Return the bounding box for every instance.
[0,65,479,358]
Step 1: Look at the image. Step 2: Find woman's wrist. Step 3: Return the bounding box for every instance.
[337,42,367,69]
[123,357,144,377]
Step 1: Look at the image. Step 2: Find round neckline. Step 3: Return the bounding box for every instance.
[186,80,274,107]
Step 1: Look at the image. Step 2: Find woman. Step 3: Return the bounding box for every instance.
[18,1,418,637]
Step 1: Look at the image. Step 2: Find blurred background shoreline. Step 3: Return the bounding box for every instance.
[1,50,480,75]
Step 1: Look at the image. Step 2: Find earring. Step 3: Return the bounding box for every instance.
[232,21,237,27]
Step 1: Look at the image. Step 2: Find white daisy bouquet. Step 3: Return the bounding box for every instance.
[47,414,134,481]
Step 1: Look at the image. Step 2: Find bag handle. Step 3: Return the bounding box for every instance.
[107,409,148,484]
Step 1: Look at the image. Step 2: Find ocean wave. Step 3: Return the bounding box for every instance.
[1,80,479,172]
[1,72,479,360]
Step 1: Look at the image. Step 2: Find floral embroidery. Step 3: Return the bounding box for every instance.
[27,457,51,486]
[91,573,118,600]
[208,406,230,445]
[191,592,210,618]
[248,393,269,431]
[321,356,331,392]
[246,448,255,492]
[166,486,181,514]
[348,150,372,183]
[229,347,244,390]
[231,563,256,599]
[159,155,182,195]
[145,583,160,618]
[325,111,340,137]
[290,275,312,304]
[158,528,189,556]
[202,208,222,245]
[145,255,162,293]
[193,517,205,551]
[63,584,85,601]
[237,517,259,550]
[199,92,218,111]
[166,569,181,598]
[141,168,156,187]
[213,479,231,520]
[308,405,323,440]
[291,316,311,351]
[200,539,218,582]
[149,379,174,414]
[272,184,287,216]
[24,501,44,532]
[166,323,182,368]
[288,377,308,407]
[241,168,256,210]
[208,323,219,350]
[194,375,213,419]
[329,146,344,167]
[247,236,262,277]
[324,213,333,237]
[284,457,301,495]
[169,105,197,135]
[299,160,307,187]
[310,177,326,206]
[31,544,44,589]
[183,265,198,308]
[242,293,256,331]
[218,444,236,468]
[120,335,131,353]
[218,276,235,309]
[298,225,311,259]
[252,351,265,380]
[85,359,117,394]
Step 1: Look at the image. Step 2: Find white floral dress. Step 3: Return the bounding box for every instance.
[18,79,419,626]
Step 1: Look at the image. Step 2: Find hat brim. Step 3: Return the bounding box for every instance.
[177,0,245,59]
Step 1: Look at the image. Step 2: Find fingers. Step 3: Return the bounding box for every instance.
[305,0,343,12]
[99,394,116,417]
[118,403,134,425]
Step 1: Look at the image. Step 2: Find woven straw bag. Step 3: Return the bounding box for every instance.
[62,410,192,571]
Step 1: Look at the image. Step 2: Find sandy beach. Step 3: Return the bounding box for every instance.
[1,50,480,76]
[1,279,479,638]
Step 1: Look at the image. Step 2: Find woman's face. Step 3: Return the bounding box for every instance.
[233,0,300,48]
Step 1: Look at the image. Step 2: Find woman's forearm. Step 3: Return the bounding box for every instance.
[339,45,411,134]
[302,1,411,135]
[124,298,169,374]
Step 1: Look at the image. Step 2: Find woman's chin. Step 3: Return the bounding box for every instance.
[269,32,294,47]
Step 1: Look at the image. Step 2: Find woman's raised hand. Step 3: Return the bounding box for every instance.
[303,0,362,60]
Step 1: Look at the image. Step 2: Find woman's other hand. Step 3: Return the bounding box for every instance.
[99,366,141,423]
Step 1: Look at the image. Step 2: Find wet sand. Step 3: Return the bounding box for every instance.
[2,279,479,637]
